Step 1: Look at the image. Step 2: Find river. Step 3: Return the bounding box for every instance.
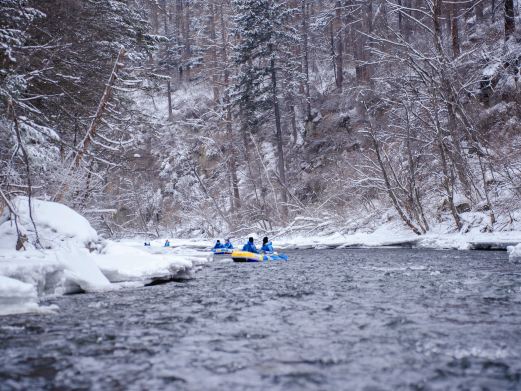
[1,248,520,390]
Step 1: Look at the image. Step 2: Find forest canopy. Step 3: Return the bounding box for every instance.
[1,0,520,238]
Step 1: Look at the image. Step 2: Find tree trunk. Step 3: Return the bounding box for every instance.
[504,0,515,40]
[208,2,219,102]
[167,80,173,120]
[475,0,484,21]
[301,0,312,120]
[176,0,184,80]
[74,47,125,167]
[334,0,343,90]
[450,3,461,58]
[269,50,288,218]
[184,1,191,80]
[220,2,240,209]
[433,0,443,53]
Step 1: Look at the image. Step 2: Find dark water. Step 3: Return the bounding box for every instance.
[1,249,521,391]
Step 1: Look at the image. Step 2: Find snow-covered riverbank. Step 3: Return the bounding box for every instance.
[0,197,211,316]
[274,223,521,251]
[154,220,521,254]
[1,197,520,317]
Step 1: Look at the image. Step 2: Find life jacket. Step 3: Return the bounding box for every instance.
[242,242,258,253]
[261,242,274,253]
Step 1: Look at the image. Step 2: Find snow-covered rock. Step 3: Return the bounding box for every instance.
[0,197,111,295]
[0,196,98,250]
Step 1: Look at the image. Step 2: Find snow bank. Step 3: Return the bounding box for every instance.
[0,197,111,296]
[508,244,521,262]
[230,220,521,251]
[0,198,211,317]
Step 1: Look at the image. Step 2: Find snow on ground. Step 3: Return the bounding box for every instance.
[0,197,212,316]
[168,219,520,252]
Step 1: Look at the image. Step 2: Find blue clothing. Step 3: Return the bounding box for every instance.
[213,241,224,249]
[260,242,274,253]
[224,242,234,249]
[242,241,258,253]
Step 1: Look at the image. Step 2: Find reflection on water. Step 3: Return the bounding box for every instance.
[1,248,520,390]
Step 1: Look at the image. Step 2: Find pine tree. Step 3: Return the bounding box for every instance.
[232,0,299,219]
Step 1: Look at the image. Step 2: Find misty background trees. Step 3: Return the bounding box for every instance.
[1,0,520,238]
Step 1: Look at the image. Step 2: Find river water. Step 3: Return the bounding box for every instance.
[1,248,520,390]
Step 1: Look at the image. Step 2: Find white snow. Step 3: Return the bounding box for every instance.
[199,219,520,252]
[0,196,98,250]
[0,198,212,317]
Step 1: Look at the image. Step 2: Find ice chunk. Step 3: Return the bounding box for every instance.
[95,242,194,283]
[0,275,57,316]
[55,247,112,292]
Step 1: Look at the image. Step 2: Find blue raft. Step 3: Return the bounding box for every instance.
[212,248,234,256]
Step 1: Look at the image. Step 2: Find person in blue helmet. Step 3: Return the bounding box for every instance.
[224,238,234,249]
[213,239,224,249]
[260,236,274,253]
[242,237,258,253]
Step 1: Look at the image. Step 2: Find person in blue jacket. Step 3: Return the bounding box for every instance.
[242,237,258,253]
[224,238,234,249]
[213,240,224,249]
[260,237,274,253]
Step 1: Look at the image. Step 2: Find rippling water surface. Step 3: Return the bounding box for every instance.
[1,248,520,390]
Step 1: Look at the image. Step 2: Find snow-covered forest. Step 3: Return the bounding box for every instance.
[2,0,521,239]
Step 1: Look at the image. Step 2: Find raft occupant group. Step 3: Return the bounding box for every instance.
[212,236,287,262]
